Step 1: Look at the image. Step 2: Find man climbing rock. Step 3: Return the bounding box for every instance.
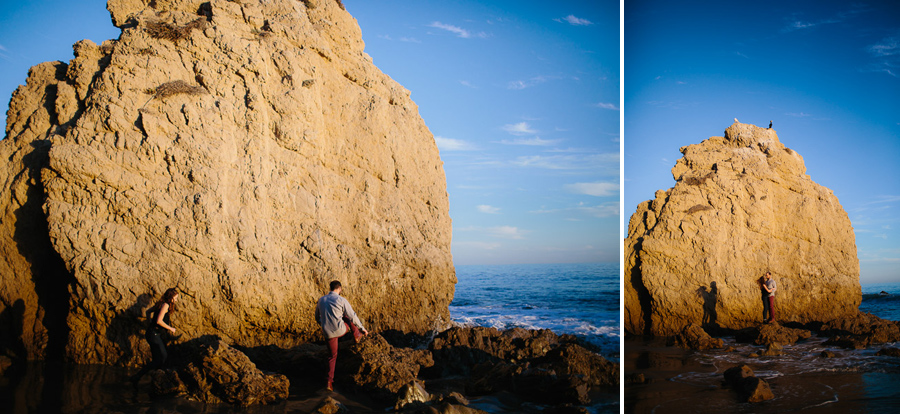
[315,280,369,391]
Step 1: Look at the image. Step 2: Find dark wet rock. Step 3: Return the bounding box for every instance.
[314,396,350,414]
[237,342,326,384]
[428,327,561,376]
[820,350,836,358]
[735,322,811,346]
[759,342,783,356]
[394,380,432,410]
[875,347,900,357]
[0,355,13,375]
[336,333,434,404]
[824,335,869,350]
[747,352,759,358]
[668,324,723,350]
[626,373,647,385]
[397,400,489,414]
[723,346,737,352]
[533,343,618,386]
[723,365,774,402]
[150,336,288,406]
[821,312,900,347]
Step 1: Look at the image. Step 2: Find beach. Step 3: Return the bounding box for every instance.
[625,283,900,413]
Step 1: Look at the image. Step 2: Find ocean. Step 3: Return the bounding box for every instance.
[860,282,900,322]
[449,262,620,359]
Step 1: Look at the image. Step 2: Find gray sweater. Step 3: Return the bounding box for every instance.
[765,279,776,297]
[315,291,366,338]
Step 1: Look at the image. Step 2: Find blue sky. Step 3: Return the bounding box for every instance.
[0,0,620,266]
[625,0,900,284]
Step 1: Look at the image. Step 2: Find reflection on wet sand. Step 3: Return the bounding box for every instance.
[625,336,900,413]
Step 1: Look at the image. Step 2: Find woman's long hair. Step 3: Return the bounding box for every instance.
[150,288,178,314]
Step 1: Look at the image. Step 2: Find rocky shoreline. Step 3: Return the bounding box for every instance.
[626,311,900,411]
[3,326,617,413]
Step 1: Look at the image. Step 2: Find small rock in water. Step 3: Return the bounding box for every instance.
[723,364,774,402]
[875,347,900,357]
[820,350,836,358]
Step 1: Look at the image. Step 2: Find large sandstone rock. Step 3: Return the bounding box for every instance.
[0,0,454,364]
[625,121,859,336]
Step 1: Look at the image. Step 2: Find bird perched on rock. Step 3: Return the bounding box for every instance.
[769,120,773,129]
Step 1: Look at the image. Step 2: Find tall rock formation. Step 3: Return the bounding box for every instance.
[625,121,859,336]
[0,0,454,364]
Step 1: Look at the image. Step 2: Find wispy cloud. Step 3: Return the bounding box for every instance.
[434,136,476,151]
[782,6,869,33]
[565,182,619,197]
[455,241,502,250]
[868,36,899,57]
[498,137,561,146]
[735,51,750,59]
[377,34,420,43]
[507,76,553,90]
[428,21,487,39]
[477,205,501,214]
[555,15,593,26]
[864,33,900,77]
[459,80,477,88]
[502,122,538,135]
[512,153,619,171]
[488,226,527,239]
[595,102,619,110]
[785,112,812,117]
[532,202,619,218]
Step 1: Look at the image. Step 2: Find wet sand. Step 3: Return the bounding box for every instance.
[0,362,617,413]
[625,336,900,413]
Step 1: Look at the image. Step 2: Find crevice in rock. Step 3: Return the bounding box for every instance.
[629,238,653,336]
[14,141,76,362]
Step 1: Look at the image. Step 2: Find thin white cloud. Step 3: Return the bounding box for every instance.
[555,15,593,26]
[434,136,476,151]
[0,44,7,52]
[379,34,422,43]
[429,21,487,39]
[502,122,537,135]
[565,182,619,197]
[477,205,501,214]
[455,241,502,250]
[868,36,899,56]
[507,76,551,90]
[459,80,477,88]
[595,102,619,110]
[512,153,619,171]
[532,202,619,218]
[735,51,750,59]
[785,112,812,117]
[499,137,561,146]
[488,226,527,239]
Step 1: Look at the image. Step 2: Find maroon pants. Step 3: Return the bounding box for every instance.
[767,296,776,322]
[326,317,362,384]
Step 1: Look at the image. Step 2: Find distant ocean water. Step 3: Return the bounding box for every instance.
[449,263,619,357]
[860,282,900,322]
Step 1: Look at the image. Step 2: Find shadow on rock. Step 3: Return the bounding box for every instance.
[150,335,288,406]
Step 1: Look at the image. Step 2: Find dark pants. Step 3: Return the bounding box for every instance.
[326,317,362,384]
[767,296,776,322]
[761,293,771,321]
[133,330,167,381]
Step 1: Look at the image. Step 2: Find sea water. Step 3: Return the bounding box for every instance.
[860,282,900,322]
[449,263,620,358]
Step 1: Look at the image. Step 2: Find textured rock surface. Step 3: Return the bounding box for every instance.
[150,336,289,405]
[668,323,723,350]
[734,323,811,346]
[625,121,859,336]
[723,364,774,402]
[336,333,434,403]
[0,0,454,364]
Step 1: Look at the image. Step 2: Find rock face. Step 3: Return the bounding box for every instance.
[149,335,289,405]
[625,121,859,336]
[0,0,454,364]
